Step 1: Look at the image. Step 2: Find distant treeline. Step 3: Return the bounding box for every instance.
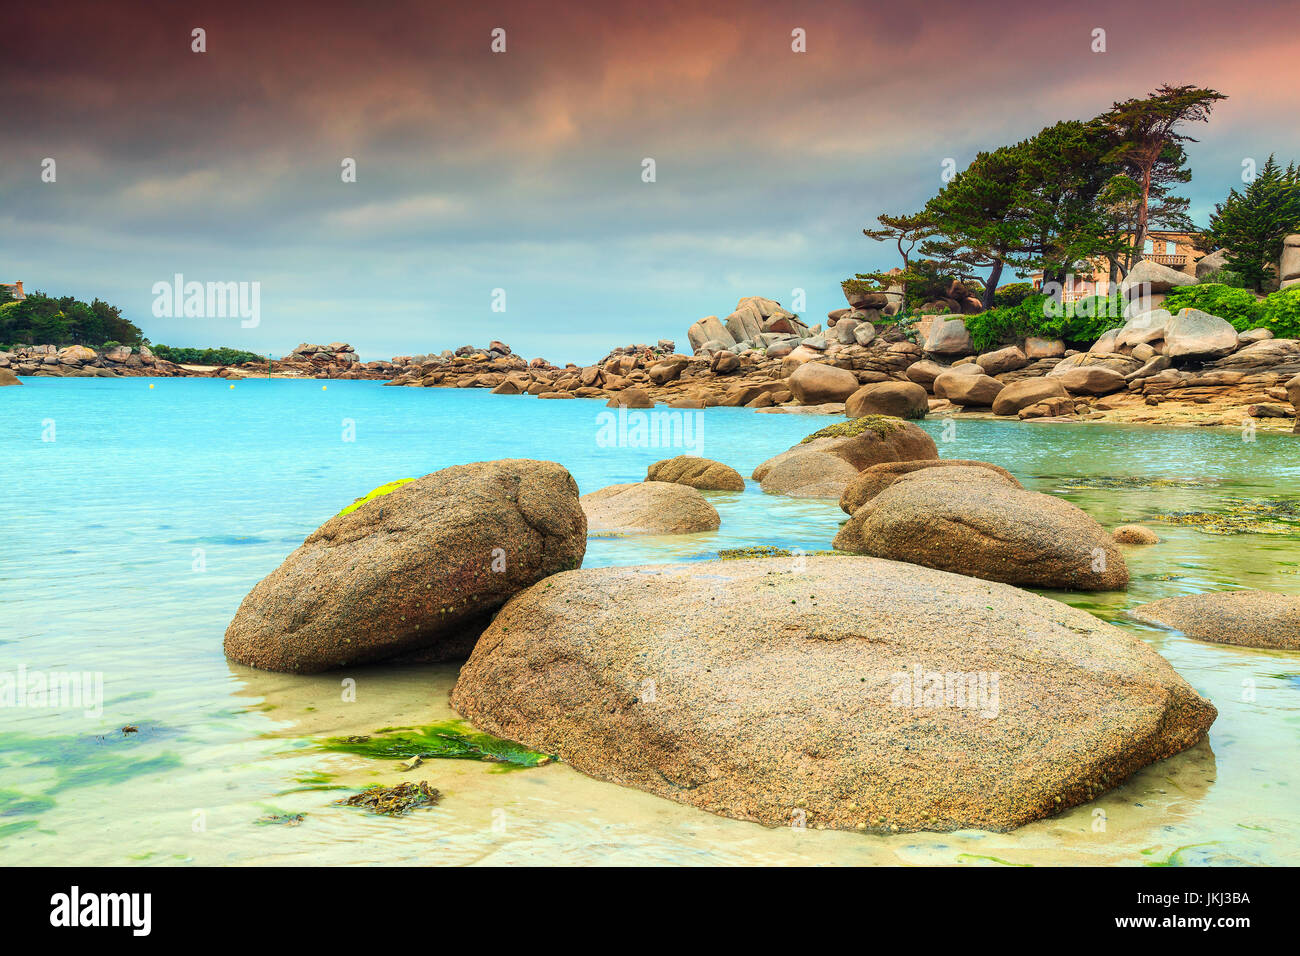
[1,291,144,348]
[150,344,266,365]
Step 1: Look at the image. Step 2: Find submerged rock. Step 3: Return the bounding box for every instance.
[451,557,1214,832]
[1131,589,1300,649]
[834,470,1129,590]
[645,455,745,491]
[1113,525,1160,545]
[581,481,720,534]
[224,459,587,673]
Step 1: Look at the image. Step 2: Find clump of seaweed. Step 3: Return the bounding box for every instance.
[336,478,414,518]
[718,546,792,559]
[1154,498,1300,536]
[321,720,554,768]
[338,781,441,816]
[256,812,305,826]
[1043,475,1217,491]
[801,416,905,443]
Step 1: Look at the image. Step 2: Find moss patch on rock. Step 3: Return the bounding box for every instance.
[336,478,414,517]
[321,720,554,769]
[800,415,907,443]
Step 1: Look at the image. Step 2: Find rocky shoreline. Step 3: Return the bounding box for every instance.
[6,285,1300,435]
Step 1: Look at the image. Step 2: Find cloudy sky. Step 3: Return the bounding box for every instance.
[3,0,1296,363]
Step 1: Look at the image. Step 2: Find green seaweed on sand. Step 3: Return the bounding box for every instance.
[1141,842,1220,866]
[800,415,906,443]
[336,478,414,517]
[717,546,792,559]
[955,853,1032,867]
[255,812,306,826]
[321,720,554,769]
[338,781,441,816]
[1042,475,1217,490]
[1153,497,1300,536]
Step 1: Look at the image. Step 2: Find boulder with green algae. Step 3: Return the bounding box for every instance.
[753,416,938,498]
[224,459,587,673]
[451,557,1213,833]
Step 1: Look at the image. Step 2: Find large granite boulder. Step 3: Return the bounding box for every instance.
[687,315,734,352]
[976,346,1028,375]
[645,455,745,492]
[935,371,1004,407]
[1120,259,1197,298]
[844,381,929,420]
[923,316,973,355]
[451,557,1215,832]
[0,368,21,387]
[1280,234,1300,286]
[1115,309,1172,349]
[753,417,938,498]
[834,469,1129,590]
[839,459,1019,514]
[1055,366,1128,396]
[1024,337,1065,359]
[1131,589,1300,650]
[1163,309,1241,359]
[581,482,720,534]
[787,362,860,405]
[1196,249,1229,279]
[905,360,948,389]
[991,378,1070,416]
[224,460,587,673]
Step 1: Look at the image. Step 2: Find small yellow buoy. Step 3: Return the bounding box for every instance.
[229,383,235,389]
[321,385,327,390]
[148,384,154,389]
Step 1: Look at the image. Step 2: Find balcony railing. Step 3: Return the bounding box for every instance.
[1142,253,1187,267]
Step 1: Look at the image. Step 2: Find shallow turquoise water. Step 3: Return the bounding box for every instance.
[1,378,1297,865]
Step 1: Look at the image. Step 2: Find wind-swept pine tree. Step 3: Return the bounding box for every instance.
[1202,155,1300,291]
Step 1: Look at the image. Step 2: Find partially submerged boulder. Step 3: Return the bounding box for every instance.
[645,455,745,492]
[839,459,1019,515]
[936,371,1003,407]
[834,470,1129,590]
[1131,590,1300,650]
[581,481,720,534]
[224,459,588,673]
[1113,525,1159,545]
[451,557,1215,832]
[753,417,938,498]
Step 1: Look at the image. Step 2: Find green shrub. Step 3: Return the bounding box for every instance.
[1163,284,1264,331]
[1256,287,1300,338]
[1197,268,1248,289]
[992,282,1034,309]
[964,293,1125,352]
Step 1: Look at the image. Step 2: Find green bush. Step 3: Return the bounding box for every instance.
[964,293,1125,352]
[992,282,1034,309]
[1256,287,1300,338]
[1163,284,1264,331]
[1197,268,1249,288]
